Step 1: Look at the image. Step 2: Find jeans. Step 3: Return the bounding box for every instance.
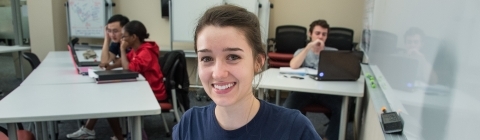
[283,91,342,140]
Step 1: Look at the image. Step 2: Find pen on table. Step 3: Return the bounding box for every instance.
[283,75,304,79]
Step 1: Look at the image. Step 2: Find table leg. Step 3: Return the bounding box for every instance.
[354,97,363,140]
[131,116,142,140]
[18,51,24,80]
[48,121,56,140]
[34,122,43,140]
[127,117,132,138]
[54,121,59,139]
[120,117,127,136]
[275,90,280,105]
[7,123,17,140]
[339,96,349,140]
[41,122,48,140]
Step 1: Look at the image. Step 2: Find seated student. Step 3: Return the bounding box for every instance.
[67,14,130,140]
[119,20,167,101]
[172,5,321,140]
[284,19,340,140]
[66,21,166,140]
[99,14,129,70]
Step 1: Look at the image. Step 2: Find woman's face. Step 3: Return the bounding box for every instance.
[196,26,258,107]
[121,29,135,47]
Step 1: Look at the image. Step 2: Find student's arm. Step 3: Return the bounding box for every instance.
[105,58,122,70]
[120,47,130,70]
[100,27,111,64]
[290,39,324,69]
[290,48,309,69]
[124,49,155,72]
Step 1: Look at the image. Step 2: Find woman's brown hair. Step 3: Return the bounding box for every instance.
[194,5,266,74]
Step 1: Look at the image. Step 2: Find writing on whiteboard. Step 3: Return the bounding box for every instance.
[68,0,105,38]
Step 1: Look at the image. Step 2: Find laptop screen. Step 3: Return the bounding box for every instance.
[317,51,364,81]
[67,44,80,66]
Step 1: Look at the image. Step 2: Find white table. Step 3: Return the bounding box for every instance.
[0,51,159,140]
[0,45,31,79]
[255,68,365,140]
[0,82,160,140]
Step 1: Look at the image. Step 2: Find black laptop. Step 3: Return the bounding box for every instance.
[313,51,364,81]
[68,44,100,67]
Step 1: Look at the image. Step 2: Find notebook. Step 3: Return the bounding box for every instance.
[94,70,139,81]
[279,67,317,75]
[313,51,364,81]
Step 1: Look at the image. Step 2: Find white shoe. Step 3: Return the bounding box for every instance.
[66,126,95,139]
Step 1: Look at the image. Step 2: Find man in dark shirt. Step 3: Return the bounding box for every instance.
[99,14,130,70]
[67,15,130,140]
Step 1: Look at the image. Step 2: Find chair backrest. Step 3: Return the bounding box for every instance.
[325,27,354,50]
[159,50,190,110]
[275,25,307,53]
[22,52,41,70]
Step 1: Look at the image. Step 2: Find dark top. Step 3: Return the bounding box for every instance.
[109,42,121,57]
[172,100,321,140]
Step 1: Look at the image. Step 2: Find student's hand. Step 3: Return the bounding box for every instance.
[306,39,325,52]
[104,26,111,42]
[98,63,109,69]
[120,40,129,50]
[104,64,115,70]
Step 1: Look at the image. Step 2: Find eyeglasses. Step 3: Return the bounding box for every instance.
[106,29,121,34]
[122,34,131,39]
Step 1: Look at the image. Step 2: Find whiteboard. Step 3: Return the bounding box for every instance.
[172,0,224,42]
[68,0,106,38]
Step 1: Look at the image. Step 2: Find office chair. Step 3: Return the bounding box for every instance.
[301,104,332,122]
[22,52,41,70]
[0,123,35,140]
[158,50,190,137]
[325,27,355,51]
[267,25,307,68]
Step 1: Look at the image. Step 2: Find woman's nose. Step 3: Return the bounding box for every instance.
[212,60,228,79]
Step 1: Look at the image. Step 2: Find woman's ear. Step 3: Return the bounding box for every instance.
[133,34,138,41]
[255,54,266,74]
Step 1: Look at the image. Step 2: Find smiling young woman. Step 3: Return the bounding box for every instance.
[172,5,321,140]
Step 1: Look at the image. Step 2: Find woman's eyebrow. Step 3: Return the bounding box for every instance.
[197,47,244,53]
[197,49,211,53]
[223,47,244,52]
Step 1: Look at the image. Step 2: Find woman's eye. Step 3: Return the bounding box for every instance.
[201,56,213,62]
[227,54,241,61]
